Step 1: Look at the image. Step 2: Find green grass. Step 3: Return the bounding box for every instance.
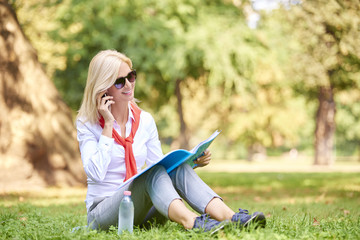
[1,172,359,239]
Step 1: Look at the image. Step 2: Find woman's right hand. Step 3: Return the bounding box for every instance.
[97,93,115,124]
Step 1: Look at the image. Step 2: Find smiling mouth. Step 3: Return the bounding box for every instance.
[122,90,132,94]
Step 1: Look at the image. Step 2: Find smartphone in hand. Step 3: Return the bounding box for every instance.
[102,93,108,103]
[102,93,111,111]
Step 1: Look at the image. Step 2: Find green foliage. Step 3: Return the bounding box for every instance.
[12,0,67,78]
[12,0,360,157]
[277,0,360,158]
[1,172,359,239]
[53,0,295,148]
[335,90,360,155]
[281,0,360,93]
[53,0,217,109]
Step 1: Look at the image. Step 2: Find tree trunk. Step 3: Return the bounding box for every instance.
[314,86,336,165]
[175,79,189,149]
[0,0,85,191]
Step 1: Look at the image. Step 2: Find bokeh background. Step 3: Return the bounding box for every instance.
[1,0,359,190]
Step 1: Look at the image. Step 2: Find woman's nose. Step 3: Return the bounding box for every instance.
[124,78,132,88]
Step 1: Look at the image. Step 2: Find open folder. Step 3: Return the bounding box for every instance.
[117,130,220,190]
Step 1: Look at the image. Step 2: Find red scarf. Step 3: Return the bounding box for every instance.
[99,102,141,182]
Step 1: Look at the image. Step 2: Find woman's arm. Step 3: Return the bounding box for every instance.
[77,120,114,182]
[76,92,116,182]
[97,93,115,138]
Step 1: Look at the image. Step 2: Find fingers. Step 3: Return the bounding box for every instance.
[97,93,113,108]
[203,149,211,158]
[97,94,113,109]
[103,99,114,109]
[194,149,212,167]
[97,93,115,122]
[195,158,210,165]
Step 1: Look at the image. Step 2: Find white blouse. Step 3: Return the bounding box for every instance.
[76,105,164,211]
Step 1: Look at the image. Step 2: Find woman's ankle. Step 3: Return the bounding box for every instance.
[205,197,235,221]
[168,199,197,229]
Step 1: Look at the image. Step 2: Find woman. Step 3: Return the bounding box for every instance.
[76,50,265,233]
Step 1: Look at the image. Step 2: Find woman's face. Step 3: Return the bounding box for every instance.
[107,62,135,104]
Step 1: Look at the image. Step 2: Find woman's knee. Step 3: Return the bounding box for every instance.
[173,163,194,177]
[145,164,170,187]
[148,164,167,176]
[137,164,167,184]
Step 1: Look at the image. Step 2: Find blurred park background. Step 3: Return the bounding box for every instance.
[1,0,360,190]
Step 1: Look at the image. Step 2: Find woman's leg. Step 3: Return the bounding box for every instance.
[168,199,198,229]
[87,164,223,231]
[169,163,235,221]
[87,168,156,230]
[140,206,167,228]
[144,165,198,229]
[87,165,179,230]
[205,197,235,221]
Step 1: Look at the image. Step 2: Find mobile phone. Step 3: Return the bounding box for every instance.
[102,93,111,111]
[102,93,108,103]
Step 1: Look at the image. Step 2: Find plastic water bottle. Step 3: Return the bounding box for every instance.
[118,191,134,234]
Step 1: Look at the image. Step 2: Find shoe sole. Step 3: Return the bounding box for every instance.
[244,212,266,228]
[210,220,231,235]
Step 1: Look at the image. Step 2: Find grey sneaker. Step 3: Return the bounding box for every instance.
[231,208,266,228]
[192,214,229,234]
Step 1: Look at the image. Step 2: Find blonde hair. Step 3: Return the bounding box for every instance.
[77,50,133,124]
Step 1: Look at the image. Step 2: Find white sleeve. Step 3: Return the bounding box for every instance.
[76,120,114,182]
[145,114,164,165]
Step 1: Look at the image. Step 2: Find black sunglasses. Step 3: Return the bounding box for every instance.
[114,70,137,89]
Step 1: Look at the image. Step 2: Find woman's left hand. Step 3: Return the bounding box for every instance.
[194,149,212,168]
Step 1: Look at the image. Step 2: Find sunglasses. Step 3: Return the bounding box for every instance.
[114,70,137,89]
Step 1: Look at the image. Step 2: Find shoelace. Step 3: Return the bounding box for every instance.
[239,209,249,214]
[194,214,212,230]
[232,209,250,222]
[198,213,210,222]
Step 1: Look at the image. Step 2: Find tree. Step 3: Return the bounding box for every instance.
[282,0,360,165]
[52,0,190,147]
[180,2,311,160]
[22,0,312,160]
[0,0,85,190]
[52,0,253,149]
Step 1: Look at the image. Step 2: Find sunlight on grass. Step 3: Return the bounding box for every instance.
[201,158,360,173]
[0,187,86,207]
[1,172,359,239]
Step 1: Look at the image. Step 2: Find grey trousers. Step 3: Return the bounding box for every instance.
[87,163,220,230]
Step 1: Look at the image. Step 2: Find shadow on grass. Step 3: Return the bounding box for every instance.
[0,172,359,239]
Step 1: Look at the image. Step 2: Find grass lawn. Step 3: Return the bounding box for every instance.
[1,172,359,239]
